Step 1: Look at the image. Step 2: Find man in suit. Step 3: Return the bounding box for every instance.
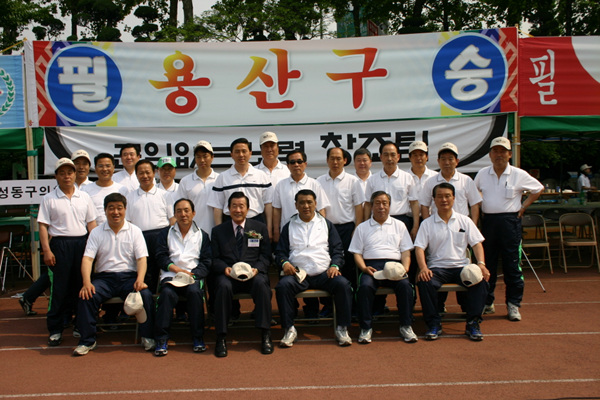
[211,192,273,357]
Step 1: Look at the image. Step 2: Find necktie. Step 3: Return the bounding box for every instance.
[236,225,243,257]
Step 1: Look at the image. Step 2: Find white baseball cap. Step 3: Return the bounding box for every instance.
[460,264,483,287]
[259,131,278,146]
[580,164,592,171]
[408,141,428,154]
[193,140,214,154]
[123,291,147,323]
[373,261,407,281]
[231,262,254,281]
[71,149,91,163]
[54,157,76,173]
[438,142,459,157]
[167,271,195,287]
[294,267,307,283]
[490,137,511,150]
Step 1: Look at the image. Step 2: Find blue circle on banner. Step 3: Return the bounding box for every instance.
[46,45,122,124]
[432,34,507,113]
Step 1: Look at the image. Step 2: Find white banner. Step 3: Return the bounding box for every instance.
[0,180,55,205]
[44,115,507,177]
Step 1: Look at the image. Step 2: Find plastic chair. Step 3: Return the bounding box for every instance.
[521,214,553,273]
[0,225,30,292]
[558,213,600,273]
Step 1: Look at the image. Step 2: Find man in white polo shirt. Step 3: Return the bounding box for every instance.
[154,198,212,356]
[474,137,543,321]
[352,148,373,193]
[82,153,128,225]
[415,182,489,341]
[255,131,290,188]
[275,189,353,348]
[38,158,97,346]
[71,149,92,189]
[126,159,175,293]
[175,140,219,237]
[156,156,179,198]
[114,143,141,192]
[349,191,416,344]
[73,192,154,356]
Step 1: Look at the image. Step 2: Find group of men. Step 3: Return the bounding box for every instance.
[35,130,544,358]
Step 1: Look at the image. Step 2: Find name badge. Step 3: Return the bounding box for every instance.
[248,238,260,247]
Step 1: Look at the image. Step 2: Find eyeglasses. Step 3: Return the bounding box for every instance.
[288,159,305,165]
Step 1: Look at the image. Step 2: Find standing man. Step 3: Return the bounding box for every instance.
[176,140,219,237]
[156,156,179,198]
[38,158,97,346]
[73,193,154,355]
[154,198,212,356]
[82,153,128,225]
[349,191,417,344]
[353,148,373,193]
[317,147,365,293]
[407,141,437,204]
[419,142,481,224]
[272,150,329,242]
[126,160,175,293]
[255,131,290,188]
[475,137,543,320]
[415,183,489,341]
[577,164,596,193]
[364,141,420,239]
[208,138,273,237]
[114,143,142,192]
[275,189,353,348]
[211,192,273,357]
[71,149,92,189]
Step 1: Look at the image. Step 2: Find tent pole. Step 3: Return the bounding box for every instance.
[513,112,521,167]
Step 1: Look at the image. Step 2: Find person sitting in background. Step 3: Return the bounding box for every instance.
[577,164,596,192]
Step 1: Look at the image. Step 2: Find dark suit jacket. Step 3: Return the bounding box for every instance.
[211,218,271,276]
[155,224,212,280]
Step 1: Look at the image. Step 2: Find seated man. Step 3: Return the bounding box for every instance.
[275,189,353,347]
[349,191,417,344]
[154,198,212,356]
[211,192,273,357]
[415,182,490,341]
[74,193,154,356]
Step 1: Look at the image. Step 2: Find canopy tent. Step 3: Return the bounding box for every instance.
[510,115,600,140]
[0,128,44,150]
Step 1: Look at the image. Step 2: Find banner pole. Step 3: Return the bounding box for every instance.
[513,112,521,168]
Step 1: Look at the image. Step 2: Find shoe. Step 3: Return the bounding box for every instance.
[358,328,372,344]
[215,336,227,357]
[335,326,352,346]
[73,327,81,338]
[19,298,37,316]
[507,302,521,321]
[141,337,156,351]
[319,306,332,318]
[465,321,484,341]
[484,304,495,314]
[261,331,274,354]
[399,325,418,343]
[425,326,442,340]
[154,340,168,356]
[73,341,97,356]
[48,333,62,346]
[193,338,206,353]
[279,326,297,348]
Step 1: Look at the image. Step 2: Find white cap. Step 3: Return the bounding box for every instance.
[71,149,91,163]
[294,267,307,283]
[438,142,458,157]
[167,271,195,287]
[54,157,76,173]
[490,137,511,150]
[123,292,147,323]
[193,140,214,154]
[460,264,483,287]
[259,131,278,146]
[408,141,428,154]
[373,261,407,281]
[231,262,254,281]
[580,164,592,171]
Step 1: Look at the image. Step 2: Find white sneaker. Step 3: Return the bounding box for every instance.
[141,337,156,351]
[73,342,97,356]
[399,325,418,343]
[279,326,297,348]
[507,302,521,321]
[358,328,372,344]
[335,326,352,346]
[483,304,495,314]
